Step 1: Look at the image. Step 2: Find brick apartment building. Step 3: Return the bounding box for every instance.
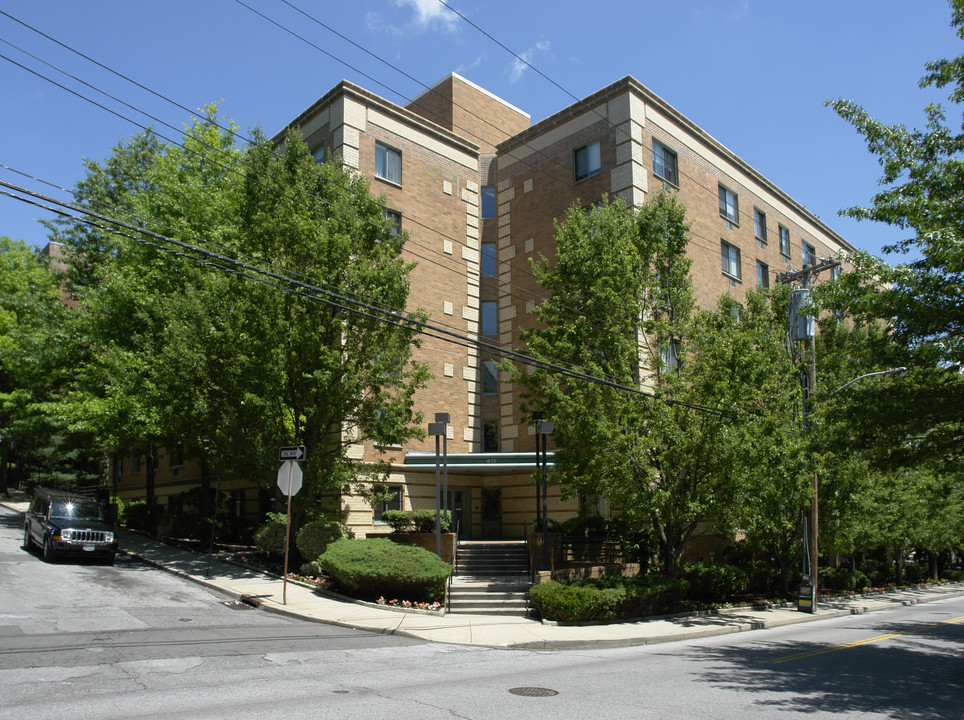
[113,72,853,542]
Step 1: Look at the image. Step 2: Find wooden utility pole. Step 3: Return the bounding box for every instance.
[777,258,839,610]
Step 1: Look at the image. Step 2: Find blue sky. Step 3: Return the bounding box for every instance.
[1,0,960,261]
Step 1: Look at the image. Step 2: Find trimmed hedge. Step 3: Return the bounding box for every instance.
[679,561,746,602]
[253,514,287,555]
[529,575,690,622]
[319,538,452,603]
[380,509,451,533]
[296,518,353,562]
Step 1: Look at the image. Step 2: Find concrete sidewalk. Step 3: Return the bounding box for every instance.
[4,492,963,649]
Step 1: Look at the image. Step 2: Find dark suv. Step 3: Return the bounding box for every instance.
[23,488,118,565]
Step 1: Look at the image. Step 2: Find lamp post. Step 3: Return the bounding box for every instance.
[534,414,554,571]
[798,366,907,613]
[435,413,450,536]
[428,420,447,558]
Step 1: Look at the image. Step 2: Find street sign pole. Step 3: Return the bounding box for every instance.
[283,461,293,606]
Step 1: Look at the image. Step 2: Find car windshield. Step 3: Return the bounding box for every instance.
[49,501,104,522]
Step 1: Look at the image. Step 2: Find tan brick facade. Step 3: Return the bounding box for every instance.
[115,73,853,542]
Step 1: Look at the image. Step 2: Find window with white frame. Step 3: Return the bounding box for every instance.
[652,140,678,186]
[779,225,791,257]
[721,240,742,280]
[375,142,401,184]
[719,184,739,224]
[757,260,770,288]
[754,208,767,243]
[802,241,816,268]
[480,186,496,219]
[384,208,402,237]
[574,141,601,182]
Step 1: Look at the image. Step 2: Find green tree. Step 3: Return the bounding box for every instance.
[515,193,795,576]
[47,110,429,531]
[0,238,95,494]
[823,0,964,472]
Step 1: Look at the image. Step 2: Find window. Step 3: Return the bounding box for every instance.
[132,455,141,474]
[481,301,497,335]
[754,208,767,243]
[779,225,791,257]
[169,444,184,469]
[757,260,770,288]
[660,340,681,373]
[721,240,742,280]
[312,145,325,163]
[374,485,403,523]
[482,359,498,395]
[652,140,678,186]
[802,241,816,268]
[481,242,496,276]
[719,184,739,224]
[482,419,499,452]
[375,142,401,184]
[384,208,402,237]
[480,186,496,219]
[574,141,601,182]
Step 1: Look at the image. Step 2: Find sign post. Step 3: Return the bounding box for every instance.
[277,447,305,605]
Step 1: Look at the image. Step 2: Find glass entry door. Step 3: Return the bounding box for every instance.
[481,488,502,539]
[444,488,470,539]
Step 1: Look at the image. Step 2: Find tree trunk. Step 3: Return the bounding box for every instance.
[0,438,10,496]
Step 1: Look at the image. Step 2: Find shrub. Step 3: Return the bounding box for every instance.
[821,566,856,592]
[380,509,450,533]
[680,561,746,602]
[296,518,353,562]
[529,575,690,622]
[122,500,164,533]
[902,563,924,585]
[320,538,452,603]
[253,513,288,555]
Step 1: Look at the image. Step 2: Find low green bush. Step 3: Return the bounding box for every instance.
[529,575,690,622]
[821,566,856,592]
[122,500,164,533]
[902,563,924,584]
[380,509,450,533]
[296,518,353,562]
[319,538,452,603]
[680,561,746,602]
[941,568,964,581]
[253,513,288,555]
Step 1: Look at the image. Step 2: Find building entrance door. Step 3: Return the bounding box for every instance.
[444,488,470,539]
[481,488,502,539]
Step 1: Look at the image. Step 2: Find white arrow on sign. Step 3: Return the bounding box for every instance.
[277,460,303,497]
[279,446,306,461]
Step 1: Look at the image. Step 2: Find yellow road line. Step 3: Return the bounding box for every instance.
[764,615,964,664]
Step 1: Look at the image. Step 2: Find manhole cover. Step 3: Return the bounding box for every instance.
[508,687,559,697]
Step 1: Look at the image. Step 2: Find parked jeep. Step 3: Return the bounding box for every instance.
[23,488,118,564]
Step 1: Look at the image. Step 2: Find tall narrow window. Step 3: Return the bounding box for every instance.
[779,225,791,257]
[375,142,401,184]
[481,242,496,276]
[482,419,499,452]
[480,186,496,219]
[652,140,678,186]
[574,141,601,181]
[757,260,770,288]
[312,145,326,163]
[374,485,403,523]
[481,301,497,335]
[482,359,498,395]
[802,241,816,268]
[754,208,767,243]
[719,184,739,223]
[721,240,742,280]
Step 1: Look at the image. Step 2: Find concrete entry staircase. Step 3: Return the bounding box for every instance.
[448,540,532,616]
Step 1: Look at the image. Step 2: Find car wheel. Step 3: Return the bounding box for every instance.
[42,537,57,563]
[104,553,115,566]
[22,525,32,551]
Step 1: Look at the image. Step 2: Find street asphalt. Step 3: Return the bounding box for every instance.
[4,491,963,649]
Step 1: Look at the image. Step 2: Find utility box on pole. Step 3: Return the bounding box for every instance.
[789,288,815,342]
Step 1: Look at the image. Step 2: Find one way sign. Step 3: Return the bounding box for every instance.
[279,445,306,461]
